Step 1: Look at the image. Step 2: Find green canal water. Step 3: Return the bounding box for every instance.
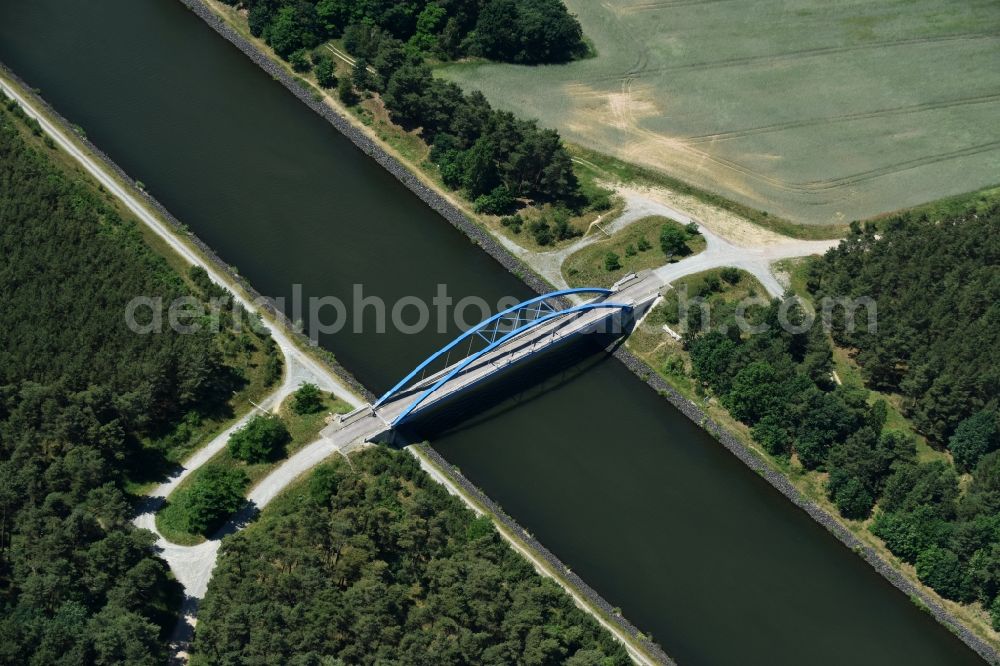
[0,1,985,664]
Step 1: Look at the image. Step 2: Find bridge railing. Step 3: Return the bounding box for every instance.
[373,288,635,427]
[388,300,632,426]
[373,288,614,411]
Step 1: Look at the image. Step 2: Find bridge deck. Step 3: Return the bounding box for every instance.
[372,274,660,428]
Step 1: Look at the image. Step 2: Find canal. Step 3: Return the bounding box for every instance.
[0,2,984,664]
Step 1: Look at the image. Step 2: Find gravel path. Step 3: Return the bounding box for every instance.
[650,213,838,297]
[511,187,838,297]
[131,352,354,596]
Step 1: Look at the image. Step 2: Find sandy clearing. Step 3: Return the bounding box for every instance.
[615,183,803,246]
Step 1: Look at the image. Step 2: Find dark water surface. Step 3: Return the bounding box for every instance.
[0,2,984,664]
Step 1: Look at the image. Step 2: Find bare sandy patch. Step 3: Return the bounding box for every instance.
[616,183,795,247]
[561,77,780,209]
[565,80,660,133]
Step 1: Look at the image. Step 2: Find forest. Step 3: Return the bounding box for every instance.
[0,93,280,663]
[230,0,587,64]
[684,207,1000,627]
[192,447,630,665]
[808,213,998,444]
[223,0,589,210]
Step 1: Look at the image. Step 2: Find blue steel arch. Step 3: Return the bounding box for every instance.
[374,288,611,410]
[376,288,632,427]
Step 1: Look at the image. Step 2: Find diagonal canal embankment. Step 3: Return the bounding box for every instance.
[0,1,990,664]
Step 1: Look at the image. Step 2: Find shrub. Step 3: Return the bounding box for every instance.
[352,58,373,91]
[551,209,581,241]
[949,410,999,472]
[660,224,690,259]
[228,413,290,463]
[473,185,515,215]
[880,511,925,556]
[25,117,42,137]
[438,151,464,189]
[625,244,637,257]
[500,214,524,233]
[685,221,700,235]
[174,465,248,536]
[588,192,612,211]
[751,415,791,457]
[337,77,359,105]
[720,267,741,284]
[314,55,337,89]
[637,237,652,252]
[292,383,325,415]
[289,49,311,73]
[663,354,685,377]
[263,353,283,386]
[466,515,495,542]
[308,465,341,503]
[915,545,969,601]
[529,220,553,246]
[604,252,621,272]
[833,477,875,520]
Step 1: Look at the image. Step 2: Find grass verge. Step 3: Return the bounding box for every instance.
[155,391,352,545]
[568,144,849,240]
[867,185,1000,227]
[563,216,705,287]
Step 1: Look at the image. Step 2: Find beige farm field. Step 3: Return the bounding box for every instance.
[440,0,1000,225]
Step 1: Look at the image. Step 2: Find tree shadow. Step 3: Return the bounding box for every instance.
[392,329,629,447]
[134,493,167,517]
[212,500,260,540]
[153,573,186,638]
[167,595,200,666]
[123,432,182,488]
[124,363,251,487]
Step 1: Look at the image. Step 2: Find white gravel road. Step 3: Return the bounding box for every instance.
[502,188,838,297]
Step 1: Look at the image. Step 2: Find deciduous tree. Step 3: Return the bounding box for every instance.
[227,413,290,463]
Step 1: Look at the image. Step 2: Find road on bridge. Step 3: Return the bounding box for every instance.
[371,282,659,429]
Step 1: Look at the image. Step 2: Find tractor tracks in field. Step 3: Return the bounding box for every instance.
[670,137,1000,198]
[594,27,1000,200]
[618,118,1000,203]
[621,0,734,12]
[685,92,1000,143]
[610,82,1000,199]
[792,139,1000,192]
[589,32,999,83]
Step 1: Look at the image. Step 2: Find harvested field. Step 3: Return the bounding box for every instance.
[440,0,1000,224]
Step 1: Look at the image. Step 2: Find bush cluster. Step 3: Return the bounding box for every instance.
[227,413,290,463]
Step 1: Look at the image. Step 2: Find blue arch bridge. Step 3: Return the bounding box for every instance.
[332,274,660,441]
